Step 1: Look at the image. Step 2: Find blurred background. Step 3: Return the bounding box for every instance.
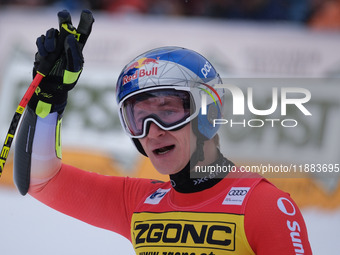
[0,0,339,254]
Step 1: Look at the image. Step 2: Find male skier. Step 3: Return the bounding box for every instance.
[14,10,312,255]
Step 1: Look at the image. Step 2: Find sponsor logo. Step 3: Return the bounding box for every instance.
[287,220,304,254]
[201,61,213,78]
[123,67,158,85]
[277,197,305,254]
[123,57,160,85]
[277,197,296,216]
[222,187,250,205]
[0,133,14,173]
[131,212,253,254]
[125,57,160,74]
[132,216,236,251]
[144,188,170,205]
[228,189,248,196]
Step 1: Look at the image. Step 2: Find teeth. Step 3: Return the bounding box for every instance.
[158,149,170,155]
[155,145,174,155]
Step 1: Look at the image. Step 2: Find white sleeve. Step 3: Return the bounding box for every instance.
[30,112,62,190]
[14,108,62,195]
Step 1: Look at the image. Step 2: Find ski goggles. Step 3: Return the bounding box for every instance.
[118,86,199,138]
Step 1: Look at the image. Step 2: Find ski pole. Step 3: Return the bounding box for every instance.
[0,10,82,177]
[0,73,44,176]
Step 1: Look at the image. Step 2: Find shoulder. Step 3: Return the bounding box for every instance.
[245,179,297,225]
[246,179,300,219]
[248,179,290,204]
[244,179,312,254]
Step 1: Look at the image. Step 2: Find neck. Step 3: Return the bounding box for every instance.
[169,147,234,193]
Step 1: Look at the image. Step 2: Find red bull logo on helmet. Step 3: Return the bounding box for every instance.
[123,57,160,85]
[123,67,158,85]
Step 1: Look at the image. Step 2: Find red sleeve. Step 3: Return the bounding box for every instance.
[28,163,159,241]
[245,180,312,254]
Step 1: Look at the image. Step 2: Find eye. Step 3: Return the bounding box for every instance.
[163,110,175,116]
[134,110,149,128]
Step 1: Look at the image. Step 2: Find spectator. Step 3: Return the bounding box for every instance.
[308,0,340,29]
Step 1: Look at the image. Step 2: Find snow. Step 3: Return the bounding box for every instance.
[0,187,339,254]
[0,187,135,255]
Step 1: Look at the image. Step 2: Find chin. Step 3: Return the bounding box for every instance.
[154,164,182,175]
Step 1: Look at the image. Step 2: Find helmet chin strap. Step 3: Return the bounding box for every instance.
[169,134,229,193]
[189,116,206,167]
[168,117,209,191]
[168,137,204,193]
[188,132,205,169]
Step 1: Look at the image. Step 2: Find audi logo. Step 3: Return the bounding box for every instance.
[228,190,248,196]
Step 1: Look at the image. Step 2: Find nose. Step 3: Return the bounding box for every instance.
[147,122,165,138]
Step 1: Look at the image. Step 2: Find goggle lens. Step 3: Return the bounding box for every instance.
[121,89,193,138]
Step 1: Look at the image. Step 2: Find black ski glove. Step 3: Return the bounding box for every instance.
[29,9,94,118]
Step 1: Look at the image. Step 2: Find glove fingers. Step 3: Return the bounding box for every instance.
[44,28,58,53]
[36,35,47,57]
[58,9,78,45]
[58,10,73,29]
[36,11,74,75]
[36,28,58,57]
[65,34,83,73]
[76,9,94,50]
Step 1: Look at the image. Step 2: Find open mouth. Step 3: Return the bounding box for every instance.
[153,145,175,155]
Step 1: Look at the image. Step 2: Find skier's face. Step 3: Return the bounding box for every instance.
[139,123,196,175]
